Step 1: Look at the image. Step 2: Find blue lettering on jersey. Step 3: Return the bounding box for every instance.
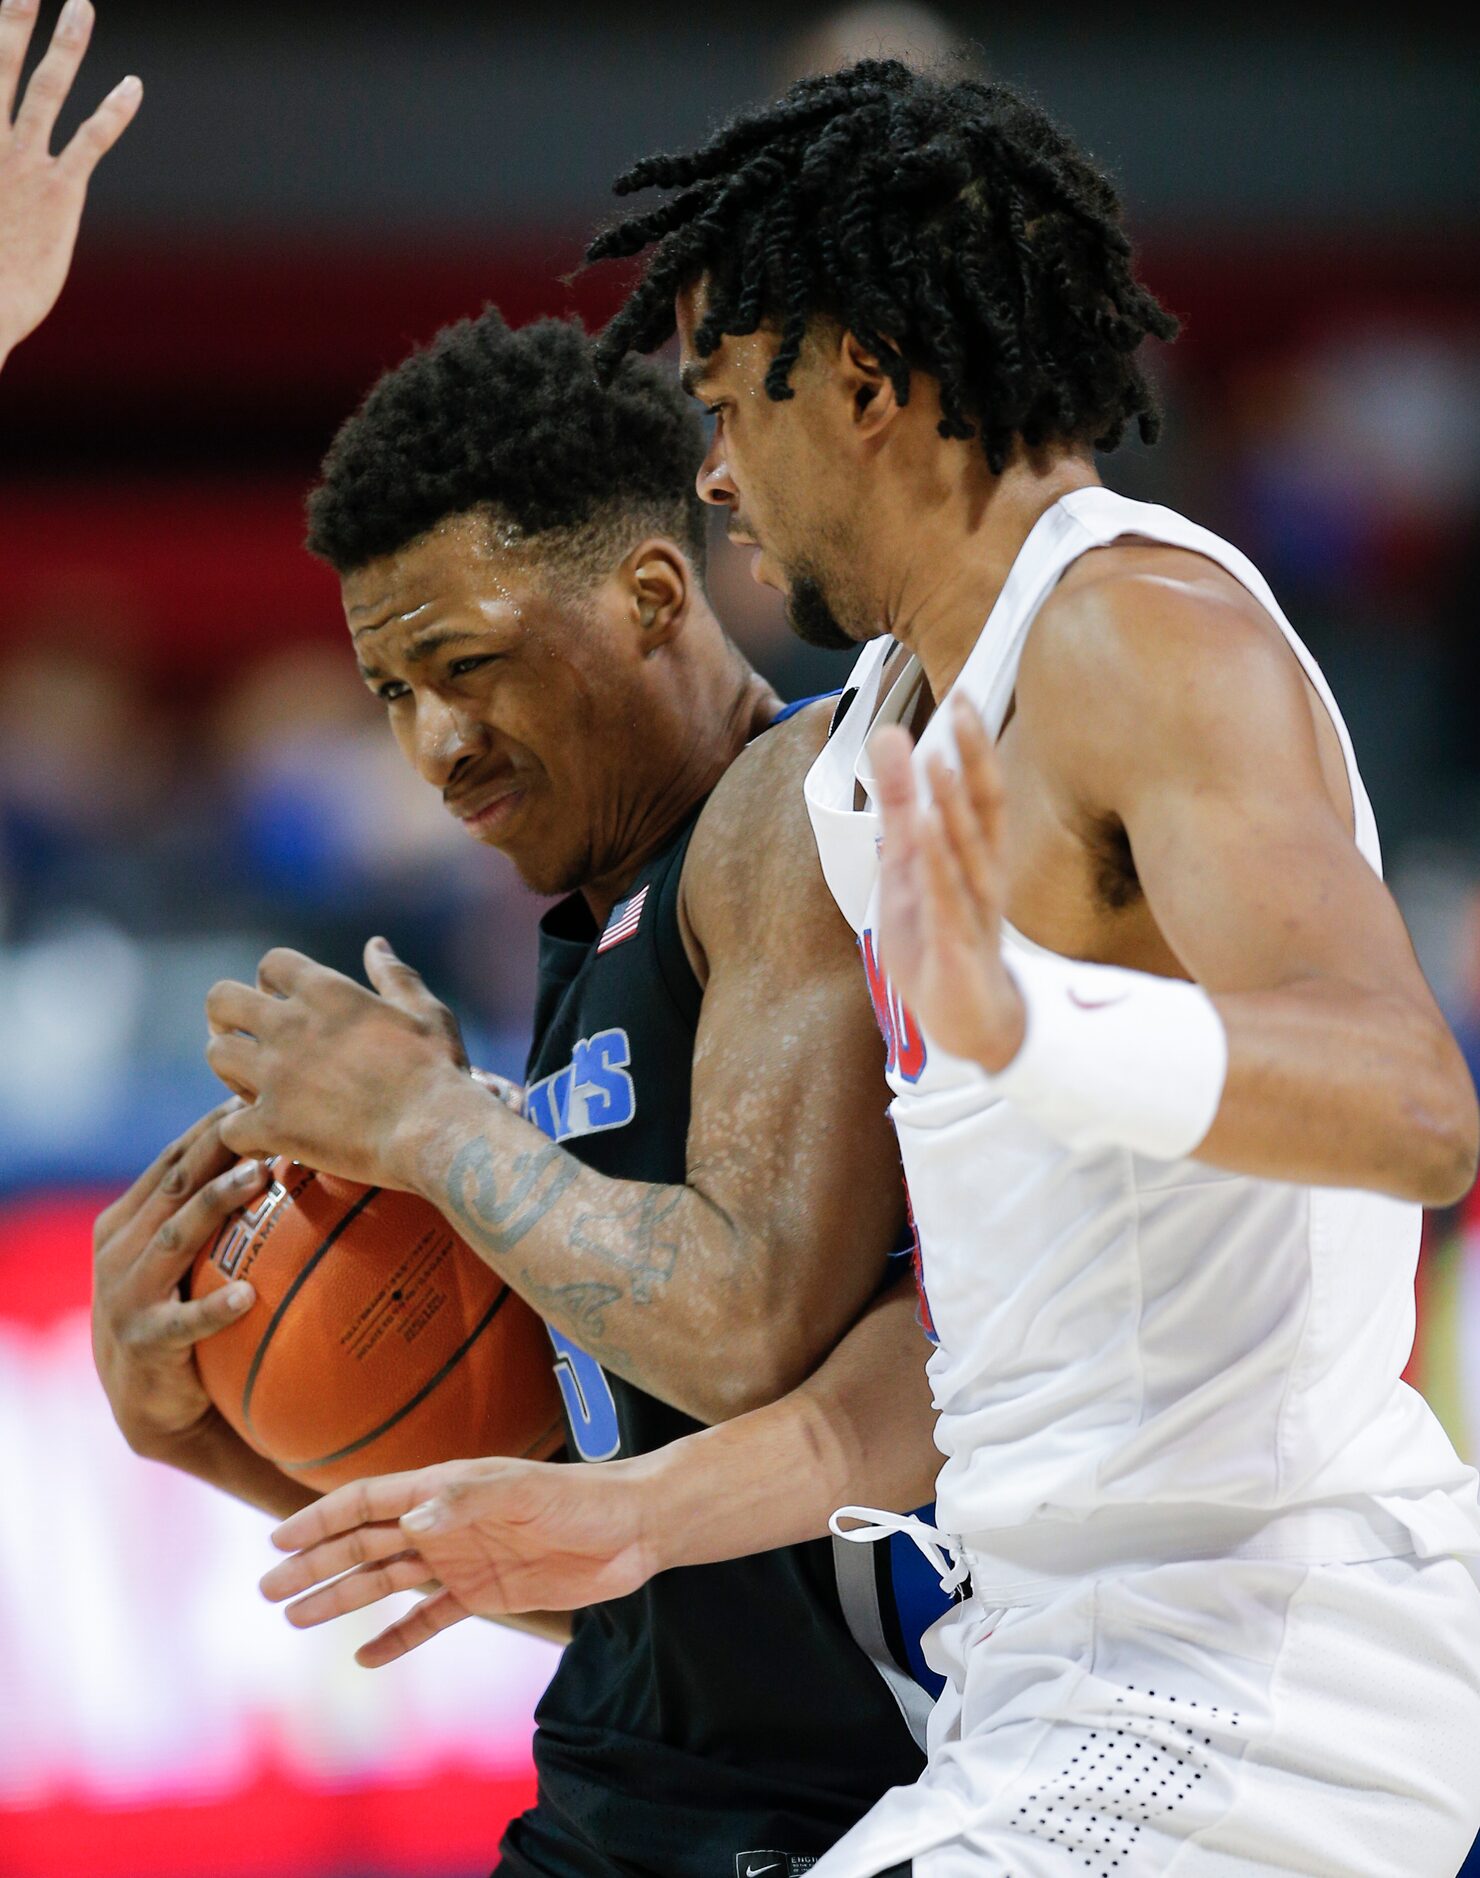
[526,1027,635,1144]
[524,1027,636,1460]
[547,1323,622,1461]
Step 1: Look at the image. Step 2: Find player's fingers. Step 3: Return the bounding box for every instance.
[270,1467,456,1553]
[870,725,926,892]
[93,1100,241,1249]
[256,947,314,997]
[920,800,978,943]
[470,1067,525,1116]
[355,1589,469,1668]
[926,753,1000,928]
[136,1157,272,1293]
[952,697,1006,855]
[129,1275,256,1353]
[56,69,141,177]
[0,0,42,124]
[116,1120,248,1269]
[217,1101,281,1157]
[206,1029,261,1099]
[259,1521,411,1603]
[11,0,93,152]
[282,1549,430,1628]
[203,977,274,1039]
[869,722,919,819]
[364,938,469,1065]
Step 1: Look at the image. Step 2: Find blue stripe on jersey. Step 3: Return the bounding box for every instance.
[770,689,842,725]
[886,1508,952,1699]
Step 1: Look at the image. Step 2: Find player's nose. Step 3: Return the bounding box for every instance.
[696,435,737,508]
[413,692,484,786]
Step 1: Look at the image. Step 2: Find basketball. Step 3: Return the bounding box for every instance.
[189,1158,564,1491]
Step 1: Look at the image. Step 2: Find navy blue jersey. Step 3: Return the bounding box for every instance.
[496,732,951,1878]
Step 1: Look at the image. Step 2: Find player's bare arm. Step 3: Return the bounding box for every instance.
[874,547,1479,1205]
[206,702,906,1424]
[259,1264,940,1665]
[0,0,141,373]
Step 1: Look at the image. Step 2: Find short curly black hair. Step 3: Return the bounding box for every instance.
[306,307,708,580]
[588,60,1178,473]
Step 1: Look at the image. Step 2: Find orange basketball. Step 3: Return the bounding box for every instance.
[189,1157,564,1491]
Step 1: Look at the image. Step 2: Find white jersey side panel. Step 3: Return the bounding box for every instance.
[805,486,1480,1572]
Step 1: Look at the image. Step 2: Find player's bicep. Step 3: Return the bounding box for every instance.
[1108,627,1428,1004]
[684,912,904,1362]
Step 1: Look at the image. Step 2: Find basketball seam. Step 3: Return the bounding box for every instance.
[278,1282,514,1473]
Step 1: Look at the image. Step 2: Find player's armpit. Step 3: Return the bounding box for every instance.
[1019,570,1478,1202]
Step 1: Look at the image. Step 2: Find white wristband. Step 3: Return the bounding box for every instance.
[990,948,1228,1162]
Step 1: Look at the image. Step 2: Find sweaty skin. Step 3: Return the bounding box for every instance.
[206,698,908,1426]
[108,509,930,1646]
[256,283,1480,1663]
[675,288,1478,1205]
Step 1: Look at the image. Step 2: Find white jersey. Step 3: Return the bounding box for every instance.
[806,485,1480,1583]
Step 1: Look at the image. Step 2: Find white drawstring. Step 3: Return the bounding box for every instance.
[829,1505,971,1597]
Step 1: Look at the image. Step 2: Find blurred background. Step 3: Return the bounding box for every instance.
[1,2,1478,1873]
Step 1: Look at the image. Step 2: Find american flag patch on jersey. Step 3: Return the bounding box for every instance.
[596,883,649,953]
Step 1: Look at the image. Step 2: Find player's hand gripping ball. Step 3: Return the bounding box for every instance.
[189,1158,563,1490]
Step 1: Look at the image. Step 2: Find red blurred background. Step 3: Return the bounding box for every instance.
[2,3,1478,1874]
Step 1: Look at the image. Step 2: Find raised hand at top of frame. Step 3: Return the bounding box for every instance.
[0,0,142,368]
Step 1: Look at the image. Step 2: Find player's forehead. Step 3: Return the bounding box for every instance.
[342,518,545,654]
[675,281,815,401]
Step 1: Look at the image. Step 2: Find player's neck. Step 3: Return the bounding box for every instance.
[579,646,777,927]
[883,448,1100,706]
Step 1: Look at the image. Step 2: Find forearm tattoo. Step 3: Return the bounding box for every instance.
[441,1136,580,1259]
[437,1135,689,1366]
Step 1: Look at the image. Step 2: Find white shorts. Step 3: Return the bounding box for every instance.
[811,1553,1480,1878]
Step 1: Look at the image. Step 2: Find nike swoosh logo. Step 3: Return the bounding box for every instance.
[745,1866,782,1876]
[1067,989,1130,1011]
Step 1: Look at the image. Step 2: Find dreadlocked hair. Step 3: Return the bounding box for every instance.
[306,308,708,582]
[587,60,1178,472]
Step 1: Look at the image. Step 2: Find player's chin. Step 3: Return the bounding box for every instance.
[749,546,782,591]
[504,830,592,901]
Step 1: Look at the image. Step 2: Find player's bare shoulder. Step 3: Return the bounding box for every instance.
[678,698,843,984]
[1016,537,1315,791]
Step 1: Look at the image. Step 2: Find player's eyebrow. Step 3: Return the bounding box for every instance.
[679,361,713,401]
[356,628,495,682]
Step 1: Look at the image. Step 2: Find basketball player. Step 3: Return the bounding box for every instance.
[270,60,1480,1875]
[94,308,957,1877]
[0,0,141,376]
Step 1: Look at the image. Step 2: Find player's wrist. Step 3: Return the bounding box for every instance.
[960,970,1028,1074]
[619,1441,719,1578]
[387,1064,490,1199]
[984,949,1228,1161]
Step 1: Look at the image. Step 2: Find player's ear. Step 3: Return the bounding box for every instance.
[837,328,903,437]
[622,538,691,657]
